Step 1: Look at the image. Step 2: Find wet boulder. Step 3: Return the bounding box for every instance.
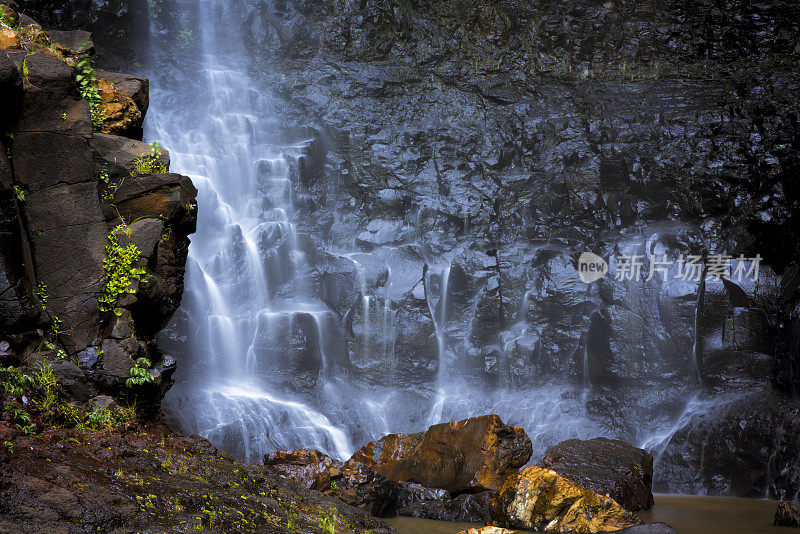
[0,27,20,49]
[350,414,532,493]
[265,449,399,517]
[96,70,149,117]
[493,466,641,532]
[96,77,143,138]
[264,448,343,490]
[324,459,399,518]
[396,482,495,523]
[775,501,800,527]
[538,437,654,511]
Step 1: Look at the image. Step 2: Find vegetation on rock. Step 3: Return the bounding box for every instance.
[132,140,168,174]
[98,223,149,315]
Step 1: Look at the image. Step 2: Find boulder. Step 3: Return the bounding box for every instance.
[396,482,495,523]
[264,448,343,490]
[96,77,143,138]
[326,459,399,517]
[265,449,399,517]
[351,414,532,493]
[538,437,654,511]
[96,70,149,116]
[775,501,800,527]
[457,528,517,534]
[493,466,641,533]
[46,29,93,55]
[0,27,20,49]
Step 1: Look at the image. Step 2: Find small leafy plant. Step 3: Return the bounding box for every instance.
[132,141,168,174]
[126,357,155,389]
[177,28,193,48]
[34,281,48,308]
[74,48,104,129]
[98,224,149,314]
[318,507,339,534]
[12,185,24,202]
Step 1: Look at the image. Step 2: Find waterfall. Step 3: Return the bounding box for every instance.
[147,0,356,459]
[138,0,729,467]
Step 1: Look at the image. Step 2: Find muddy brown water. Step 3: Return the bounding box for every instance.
[387,494,784,533]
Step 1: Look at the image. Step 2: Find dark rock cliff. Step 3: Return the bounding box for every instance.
[247,0,800,497]
[17,0,800,499]
[1,3,196,411]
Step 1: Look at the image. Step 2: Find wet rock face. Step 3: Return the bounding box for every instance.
[493,466,641,533]
[351,414,532,493]
[654,390,800,499]
[775,501,800,528]
[0,13,196,410]
[538,437,654,511]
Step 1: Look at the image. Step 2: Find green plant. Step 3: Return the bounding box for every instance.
[0,7,15,28]
[98,224,149,314]
[98,168,118,201]
[34,281,47,308]
[132,141,168,174]
[148,0,162,18]
[50,316,62,336]
[286,508,300,530]
[318,507,339,534]
[2,441,13,453]
[330,480,338,491]
[61,112,67,120]
[177,28,193,48]
[74,50,104,129]
[12,185,24,202]
[12,408,35,435]
[126,357,154,389]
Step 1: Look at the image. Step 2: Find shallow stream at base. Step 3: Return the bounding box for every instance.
[387,495,784,534]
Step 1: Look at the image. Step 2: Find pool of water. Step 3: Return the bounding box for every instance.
[387,494,783,533]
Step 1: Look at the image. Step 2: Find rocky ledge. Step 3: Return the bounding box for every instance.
[266,414,670,533]
[0,421,395,534]
[1,1,196,417]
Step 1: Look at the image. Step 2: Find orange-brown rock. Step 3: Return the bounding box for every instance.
[493,466,641,533]
[97,77,143,136]
[457,528,517,534]
[0,27,19,49]
[264,449,399,517]
[350,414,532,493]
[17,23,50,47]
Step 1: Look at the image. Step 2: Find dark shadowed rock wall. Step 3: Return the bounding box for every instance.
[1,5,196,410]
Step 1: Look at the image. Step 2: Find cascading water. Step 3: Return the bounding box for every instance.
[139,0,736,468]
[146,0,355,459]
